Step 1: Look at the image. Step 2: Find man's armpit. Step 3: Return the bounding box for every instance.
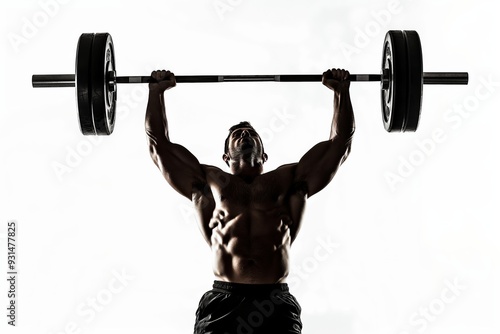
[289,180,309,197]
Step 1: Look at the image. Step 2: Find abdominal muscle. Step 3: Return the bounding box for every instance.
[210,207,292,284]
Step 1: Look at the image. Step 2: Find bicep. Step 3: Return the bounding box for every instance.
[150,140,207,199]
[294,136,352,197]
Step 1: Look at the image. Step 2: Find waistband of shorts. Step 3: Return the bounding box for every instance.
[212,280,289,295]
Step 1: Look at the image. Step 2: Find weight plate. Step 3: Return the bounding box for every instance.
[76,33,95,135]
[90,33,116,135]
[402,30,423,132]
[381,30,408,132]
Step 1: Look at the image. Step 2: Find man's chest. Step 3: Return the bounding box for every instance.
[206,169,293,207]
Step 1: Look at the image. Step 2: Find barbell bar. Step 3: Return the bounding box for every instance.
[32,72,468,87]
[31,30,469,135]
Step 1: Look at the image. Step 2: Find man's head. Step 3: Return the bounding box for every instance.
[223,121,268,167]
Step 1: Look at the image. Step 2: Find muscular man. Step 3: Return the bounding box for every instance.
[145,69,354,334]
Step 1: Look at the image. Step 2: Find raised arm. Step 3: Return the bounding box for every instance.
[145,70,207,200]
[294,69,355,197]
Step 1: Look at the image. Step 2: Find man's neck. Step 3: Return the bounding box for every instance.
[230,159,263,180]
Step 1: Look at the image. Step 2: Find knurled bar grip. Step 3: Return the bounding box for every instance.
[118,74,384,83]
[31,72,468,88]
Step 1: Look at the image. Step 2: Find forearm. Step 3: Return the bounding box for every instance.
[145,90,169,145]
[330,90,355,140]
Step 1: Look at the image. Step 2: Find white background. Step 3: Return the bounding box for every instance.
[1,0,499,333]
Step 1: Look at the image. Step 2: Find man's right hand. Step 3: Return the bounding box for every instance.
[149,70,176,93]
[322,68,350,93]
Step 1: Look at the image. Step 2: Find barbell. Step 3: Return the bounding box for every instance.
[32,30,468,135]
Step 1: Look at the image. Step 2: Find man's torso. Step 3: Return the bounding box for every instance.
[192,164,307,284]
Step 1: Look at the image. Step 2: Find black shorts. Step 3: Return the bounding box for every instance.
[194,280,302,334]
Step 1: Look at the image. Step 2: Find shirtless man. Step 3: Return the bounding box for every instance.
[145,68,354,334]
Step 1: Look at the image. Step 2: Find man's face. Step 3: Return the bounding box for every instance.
[224,127,267,164]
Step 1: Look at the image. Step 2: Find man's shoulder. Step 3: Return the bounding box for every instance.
[266,163,308,194]
[200,164,232,183]
[201,164,225,173]
[265,163,298,176]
